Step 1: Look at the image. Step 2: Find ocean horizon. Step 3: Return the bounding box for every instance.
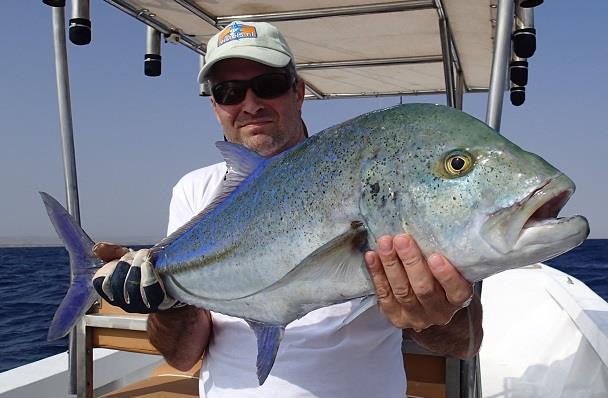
[0,236,162,248]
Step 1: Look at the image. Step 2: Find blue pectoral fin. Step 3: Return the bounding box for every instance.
[246,321,285,385]
[40,192,102,341]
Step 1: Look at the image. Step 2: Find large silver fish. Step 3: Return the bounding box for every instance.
[42,103,589,384]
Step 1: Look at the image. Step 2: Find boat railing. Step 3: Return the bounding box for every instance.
[77,299,202,397]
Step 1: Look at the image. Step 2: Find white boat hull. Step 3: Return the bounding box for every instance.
[480,264,608,397]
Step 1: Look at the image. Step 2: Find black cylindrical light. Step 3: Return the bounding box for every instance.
[513,28,535,59]
[69,0,91,45]
[519,0,543,8]
[42,0,66,6]
[510,54,528,87]
[144,26,161,77]
[513,6,536,58]
[510,83,526,106]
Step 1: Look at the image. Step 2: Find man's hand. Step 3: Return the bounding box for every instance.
[92,242,177,313]
[364,234,474,331]
[94,243,210,369]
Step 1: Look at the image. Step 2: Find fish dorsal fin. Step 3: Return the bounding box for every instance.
[153,143,265,253]
[245,321,285,385]
[200,142,266,216]
[195,142,266,217]
[216,141,265,185]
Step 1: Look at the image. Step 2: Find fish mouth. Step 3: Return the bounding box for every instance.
[482,174,589,257]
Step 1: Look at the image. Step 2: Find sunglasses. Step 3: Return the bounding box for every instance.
[211,73,296,105]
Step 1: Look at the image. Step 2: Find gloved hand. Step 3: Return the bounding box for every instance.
[92,242,178,313]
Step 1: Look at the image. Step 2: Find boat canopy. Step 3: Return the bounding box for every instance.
[101,0,499,99]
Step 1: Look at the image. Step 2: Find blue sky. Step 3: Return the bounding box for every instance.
[1,2,606,243]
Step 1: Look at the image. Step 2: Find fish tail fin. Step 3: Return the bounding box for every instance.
[40,192,101,341]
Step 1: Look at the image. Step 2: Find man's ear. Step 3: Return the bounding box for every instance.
[295,77,305,105]
[209,97,222,124]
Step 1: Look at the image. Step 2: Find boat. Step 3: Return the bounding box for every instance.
[1,0,606,397]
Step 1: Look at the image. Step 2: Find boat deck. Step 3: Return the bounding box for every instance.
[100,361,201,398]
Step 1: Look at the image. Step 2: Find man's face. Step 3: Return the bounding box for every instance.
[209,58,306,158]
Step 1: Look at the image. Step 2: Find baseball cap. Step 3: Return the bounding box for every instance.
[198,21,295,83]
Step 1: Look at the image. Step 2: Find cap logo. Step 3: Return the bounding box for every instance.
[218,22,257,47]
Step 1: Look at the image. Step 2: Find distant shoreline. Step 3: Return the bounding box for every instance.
[0,237,160,248]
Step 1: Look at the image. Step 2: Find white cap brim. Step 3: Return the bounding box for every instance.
[198,46,291,83]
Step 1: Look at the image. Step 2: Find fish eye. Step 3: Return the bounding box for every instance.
[444,151,473,176]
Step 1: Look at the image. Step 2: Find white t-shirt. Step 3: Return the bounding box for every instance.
[167,162,406,398]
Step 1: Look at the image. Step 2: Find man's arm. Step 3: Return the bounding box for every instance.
[404,296,482,359]
[92,242,214,370]
[365,234,483,359]
[147,306,212,371]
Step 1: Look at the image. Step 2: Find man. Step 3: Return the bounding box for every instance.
[93,21,482,397]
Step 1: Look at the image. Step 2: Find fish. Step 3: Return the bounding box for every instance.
[41,103,589,384]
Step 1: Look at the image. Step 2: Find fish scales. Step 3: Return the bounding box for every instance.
[155,120,373,320]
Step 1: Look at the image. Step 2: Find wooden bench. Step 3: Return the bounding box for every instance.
[99,361,201,398]
[87,300,460,397]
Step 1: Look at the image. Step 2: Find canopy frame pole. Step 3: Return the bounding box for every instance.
[455,70,464,110]
[461,1,515,397]
[435,0,456,107]
[50,6,89,396]
[486,0,515,131]
[216,0,435,24]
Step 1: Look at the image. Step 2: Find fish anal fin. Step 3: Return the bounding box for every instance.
[246,321,285,385]
[338,295,377,330]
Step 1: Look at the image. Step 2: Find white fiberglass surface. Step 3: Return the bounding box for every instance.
[480,264,608,397]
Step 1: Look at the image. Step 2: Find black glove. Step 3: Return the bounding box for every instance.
[92,247,178,313]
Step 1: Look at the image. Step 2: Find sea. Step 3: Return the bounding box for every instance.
[0,240,607,373]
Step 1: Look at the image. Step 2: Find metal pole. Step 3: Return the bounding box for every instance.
[455,70,464,110]
[461,356,479,398]
[145,25,161,55]
[76,317,92,397]
[464,1,515,397]
[144,25,162,77]
[51,7,80,222]
[50,6,82,395]
[297,55,443,70]
[436,2,456,107]
[216,0,435,24]
[486,0,515,131]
